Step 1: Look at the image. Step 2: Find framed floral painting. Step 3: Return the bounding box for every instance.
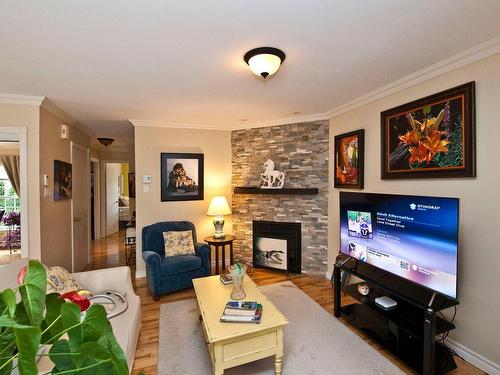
[381,82,475,179]
[334,129,364,189]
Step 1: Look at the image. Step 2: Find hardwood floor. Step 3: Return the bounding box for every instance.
[88,232,484,375]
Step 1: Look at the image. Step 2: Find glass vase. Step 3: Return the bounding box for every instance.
[229,263,246,300]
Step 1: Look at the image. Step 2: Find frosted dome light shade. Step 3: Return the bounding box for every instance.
[248,54,282,78]
[207,196,231,216]
[244,47,286,79]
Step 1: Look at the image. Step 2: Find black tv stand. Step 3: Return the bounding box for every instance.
[333,254,459,375]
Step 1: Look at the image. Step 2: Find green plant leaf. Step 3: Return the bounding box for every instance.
[81,305,112,342]
[49,339,76,373]
[41,293,65,344]
[0,327,15,375]
[97,333,128,375]
[60,302,83,365]
[0,290,16,318]
[80,342,109,361]
[14,325,41,375]
[24,260,47,293]
[14,301,30,326]
[19,283,45,326]
[0,316,31,329]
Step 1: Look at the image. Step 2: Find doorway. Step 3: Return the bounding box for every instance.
[105,162,130,237]
[0,127,27,264]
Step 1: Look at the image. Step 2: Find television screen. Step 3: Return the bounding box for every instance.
[339,192,459,299]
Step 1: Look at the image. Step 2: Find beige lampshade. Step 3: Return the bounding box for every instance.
[207,196,231,216]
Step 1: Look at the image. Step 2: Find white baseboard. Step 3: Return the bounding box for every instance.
[135,270,146,279]
[446,339,500,375]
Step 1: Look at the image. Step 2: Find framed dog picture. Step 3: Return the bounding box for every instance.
[160,153,204,201]
[381,82,475,179]
[334,129,364,189]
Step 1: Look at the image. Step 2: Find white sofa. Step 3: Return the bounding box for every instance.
[0,259,141,373]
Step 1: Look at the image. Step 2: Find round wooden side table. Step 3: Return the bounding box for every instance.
[203,235,236,274]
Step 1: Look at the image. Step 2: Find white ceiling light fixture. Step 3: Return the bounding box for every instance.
[244,47,286,79]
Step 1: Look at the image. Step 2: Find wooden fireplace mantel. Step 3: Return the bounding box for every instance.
[234,187,319,195]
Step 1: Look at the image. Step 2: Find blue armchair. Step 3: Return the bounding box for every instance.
[142,221,211,299]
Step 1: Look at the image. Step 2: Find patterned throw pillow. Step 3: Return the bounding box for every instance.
[163,230,195,257]
[45,266,83,295]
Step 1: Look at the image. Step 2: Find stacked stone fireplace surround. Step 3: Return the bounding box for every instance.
[231,120,329,276]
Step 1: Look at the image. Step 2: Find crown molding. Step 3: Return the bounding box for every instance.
[129,119,232,131]
[233,112,329,131]
[41,98,95,137]
[130,113,330,131]
[325,36,500,119]
[0,93,45,106]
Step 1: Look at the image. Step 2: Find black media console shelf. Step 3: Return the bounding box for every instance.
[333,253,459,375]
[234,187,318,195]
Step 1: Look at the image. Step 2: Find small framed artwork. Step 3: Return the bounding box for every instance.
[128,173,136,198]
[160,153,204,201]
[54,160,72,200]
[334,129,365,189]
[381,82,475,179]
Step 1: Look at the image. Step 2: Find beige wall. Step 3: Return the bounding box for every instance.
[39,107,91,269]
[135,126,232,275]
[328,53,500,365]
[0,103,41,259]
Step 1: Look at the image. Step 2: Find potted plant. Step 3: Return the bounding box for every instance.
[2,211,21,251]
[0,260,129,375]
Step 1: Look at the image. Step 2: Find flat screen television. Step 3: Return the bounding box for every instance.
[339,192,459,299]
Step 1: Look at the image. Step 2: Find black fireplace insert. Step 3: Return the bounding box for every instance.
[252,221,301,274]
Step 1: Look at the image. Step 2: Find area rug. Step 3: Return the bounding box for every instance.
[158,281,404,374]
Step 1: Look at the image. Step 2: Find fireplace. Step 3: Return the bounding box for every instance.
[252,221,301,274]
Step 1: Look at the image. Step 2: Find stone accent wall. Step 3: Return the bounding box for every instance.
[231,120,329,275]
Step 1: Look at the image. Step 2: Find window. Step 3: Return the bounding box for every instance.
[0,165,20,214]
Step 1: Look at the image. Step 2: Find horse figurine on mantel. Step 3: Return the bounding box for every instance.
[260,159,285,189]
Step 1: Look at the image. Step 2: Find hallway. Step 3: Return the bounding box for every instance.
[86,230,136,275]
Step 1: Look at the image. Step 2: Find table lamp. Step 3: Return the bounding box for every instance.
[207,196,231,238]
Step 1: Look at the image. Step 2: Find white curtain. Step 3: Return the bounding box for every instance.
[0,155,20,197]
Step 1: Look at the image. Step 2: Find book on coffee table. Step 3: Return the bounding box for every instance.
[219,272,233,285]
[221,302,263,323]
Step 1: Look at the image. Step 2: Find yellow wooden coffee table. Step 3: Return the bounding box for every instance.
[193,275,288,375]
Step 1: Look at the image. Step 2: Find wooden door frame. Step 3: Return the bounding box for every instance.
[0,128,28,258]
[70,141,90,271]
[90,157,101,240]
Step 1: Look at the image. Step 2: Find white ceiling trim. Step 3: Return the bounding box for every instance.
[0,94,95,137]
[41,98,95,137]
[232,113,330,131]
[129,119,232,131]
[325,35,500,120]
[0,93,44,106]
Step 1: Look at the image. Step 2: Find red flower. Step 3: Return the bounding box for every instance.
[408,143,432,164]
[17,266,27,285]
[60,291,91,312]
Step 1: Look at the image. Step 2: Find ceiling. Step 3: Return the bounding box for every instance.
[1,0,499,137]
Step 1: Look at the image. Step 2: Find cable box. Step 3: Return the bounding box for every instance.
[375,296,397,310]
